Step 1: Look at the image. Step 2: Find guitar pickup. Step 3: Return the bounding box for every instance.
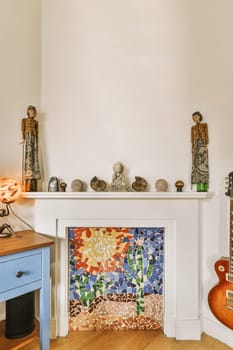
[226,273,233,282]
[226,289,233,300]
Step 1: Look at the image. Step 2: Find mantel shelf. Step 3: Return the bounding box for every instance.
[21,191,214,200]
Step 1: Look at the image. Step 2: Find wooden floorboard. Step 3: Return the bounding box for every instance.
[0,320,39,350]
[22,329,232,350]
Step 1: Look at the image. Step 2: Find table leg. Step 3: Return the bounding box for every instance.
[39,247,50,350]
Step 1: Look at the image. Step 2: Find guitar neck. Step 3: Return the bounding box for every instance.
[230,199,233,274]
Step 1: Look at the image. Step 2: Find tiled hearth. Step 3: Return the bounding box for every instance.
[22,191,211,340]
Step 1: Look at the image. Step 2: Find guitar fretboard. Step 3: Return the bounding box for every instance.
[230,199,233,274]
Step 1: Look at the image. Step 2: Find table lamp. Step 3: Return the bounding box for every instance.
[0,178,22,237]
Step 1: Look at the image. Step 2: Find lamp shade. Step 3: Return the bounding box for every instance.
[0,178,21,203]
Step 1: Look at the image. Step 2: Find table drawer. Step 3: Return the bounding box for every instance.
[0,252,41,293]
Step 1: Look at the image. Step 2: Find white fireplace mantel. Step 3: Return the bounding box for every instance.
[22,191,212,200]
[21,191,213,340]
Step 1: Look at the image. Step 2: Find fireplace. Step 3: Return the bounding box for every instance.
[22,191,211,340]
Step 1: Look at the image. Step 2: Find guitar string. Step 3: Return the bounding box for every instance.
[230,198,233,295]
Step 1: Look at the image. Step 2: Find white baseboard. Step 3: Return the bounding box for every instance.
[58,316,69,337]
[0,302,5,321]
[164,317,201,340]
[164,316,176,337]
[175,319,202,340]
[50,318,57,339]
[203,317,233,348]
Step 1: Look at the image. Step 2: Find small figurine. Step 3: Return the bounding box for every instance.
[110,162,130,192]
[60,182,67,192]
[132,176,148,192]
[175,180,184,192]
[155,179,168,192]
[90,176,107,192]
[48,176,59,192]
[71,179,84,192]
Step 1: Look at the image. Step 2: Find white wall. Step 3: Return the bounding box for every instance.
[1,0,233,346]
[0,0,41,180]
[41,0,191,190]
[189,1,233,346]
[0,0,41,321]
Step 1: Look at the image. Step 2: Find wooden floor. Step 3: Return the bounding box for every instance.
[22,329,232,350]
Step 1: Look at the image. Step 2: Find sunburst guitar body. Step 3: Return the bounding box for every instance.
[208,257,233,329]
[208,171,233,329]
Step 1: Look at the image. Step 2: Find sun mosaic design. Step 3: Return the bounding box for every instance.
[69,227,164,331]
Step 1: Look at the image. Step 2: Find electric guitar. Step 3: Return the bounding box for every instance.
[208,171,233,329]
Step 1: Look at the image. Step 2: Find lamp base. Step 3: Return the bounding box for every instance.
[0,223,21,238]
[0,232,11,238]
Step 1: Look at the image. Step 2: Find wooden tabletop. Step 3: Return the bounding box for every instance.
[0,230,54,256]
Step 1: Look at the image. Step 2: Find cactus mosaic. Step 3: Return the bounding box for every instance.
[69,227,164,331]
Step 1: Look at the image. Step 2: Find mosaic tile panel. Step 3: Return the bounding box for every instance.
[69,227,164,331]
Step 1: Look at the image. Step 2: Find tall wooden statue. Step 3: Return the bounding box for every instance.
[22,105,41,191]
[191,111,209,192]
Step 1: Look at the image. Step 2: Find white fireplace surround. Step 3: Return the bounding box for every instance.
[22,191,211,340]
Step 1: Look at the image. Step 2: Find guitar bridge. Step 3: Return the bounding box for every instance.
[226,289,233,310]
[226,305,233,311]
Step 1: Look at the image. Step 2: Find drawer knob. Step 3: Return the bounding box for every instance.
[16,271,24,278]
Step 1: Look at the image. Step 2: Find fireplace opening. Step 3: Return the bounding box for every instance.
[68,227,164,331]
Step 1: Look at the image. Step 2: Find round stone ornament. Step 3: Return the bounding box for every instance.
[155,179,168,192]
[71,179,84,192]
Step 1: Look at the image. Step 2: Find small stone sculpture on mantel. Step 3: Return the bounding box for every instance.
[132,176,148,192]
[48,176,59,192]
[155,179,168,192]
[60,182,67,192]
[90,176,107,192]
[175,180,184,192]
[71,179,84,192]
[110,162,130,192]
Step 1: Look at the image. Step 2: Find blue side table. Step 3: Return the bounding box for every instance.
[0,230,53,349]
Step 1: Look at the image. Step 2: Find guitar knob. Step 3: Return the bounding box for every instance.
[218,265,225,272]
